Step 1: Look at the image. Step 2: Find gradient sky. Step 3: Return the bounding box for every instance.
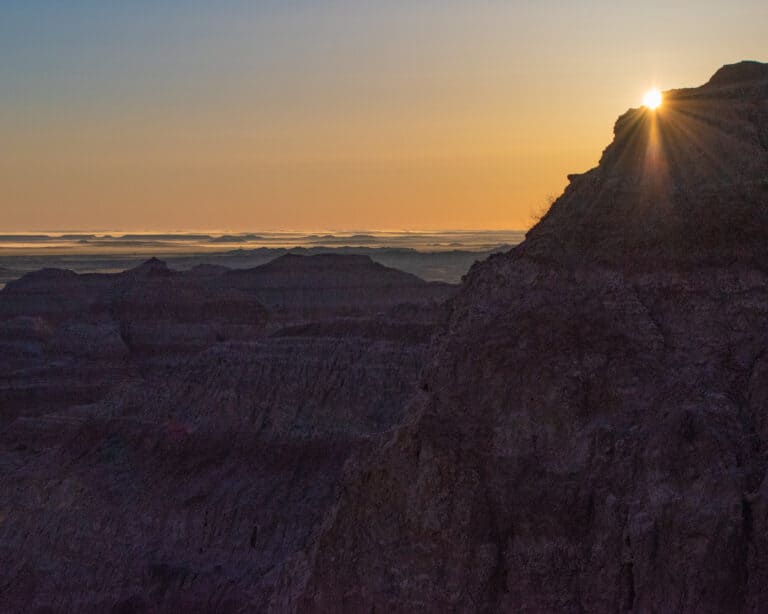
[2,1,766,231]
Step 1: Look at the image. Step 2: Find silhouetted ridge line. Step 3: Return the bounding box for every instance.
[521,60,768,267]
[706,60,768,87]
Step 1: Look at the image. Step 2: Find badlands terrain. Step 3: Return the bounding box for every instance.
[1,61,768,612]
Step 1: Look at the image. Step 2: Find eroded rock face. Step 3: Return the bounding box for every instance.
[0,254,453,422]
[0,259,265,423]
[299,62,768,612]
[0,254,454,612]
[0,421,355,613]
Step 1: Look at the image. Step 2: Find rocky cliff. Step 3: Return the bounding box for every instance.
[299,61,768,612]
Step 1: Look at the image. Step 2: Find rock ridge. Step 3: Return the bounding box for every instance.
[298,61,768,613]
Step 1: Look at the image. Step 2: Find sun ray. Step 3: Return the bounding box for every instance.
[643,88,663,110]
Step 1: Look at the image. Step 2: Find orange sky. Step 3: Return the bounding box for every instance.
[1,1,766,231]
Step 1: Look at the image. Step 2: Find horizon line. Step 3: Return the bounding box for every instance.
[0,228,529,236]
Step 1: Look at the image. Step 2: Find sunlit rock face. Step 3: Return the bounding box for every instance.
[300,62,768,613]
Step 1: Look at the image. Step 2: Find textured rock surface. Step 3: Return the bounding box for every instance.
[0,254,452,422]
[0,258,264,423]
[0,254,453,612]
[299,61,768,612]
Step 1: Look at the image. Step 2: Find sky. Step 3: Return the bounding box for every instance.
[1,1,766,232]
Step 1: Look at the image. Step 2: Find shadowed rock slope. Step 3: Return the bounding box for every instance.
[0,255,454,612]
[299,61,768,613]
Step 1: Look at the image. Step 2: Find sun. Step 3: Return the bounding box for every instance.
[643,88,663,110]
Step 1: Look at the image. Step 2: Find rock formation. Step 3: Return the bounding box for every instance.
[298,61,768,612]
[221,253,452,323]
[0,254,454,612]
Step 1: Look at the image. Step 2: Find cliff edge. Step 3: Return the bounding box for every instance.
[300,61,768,613]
